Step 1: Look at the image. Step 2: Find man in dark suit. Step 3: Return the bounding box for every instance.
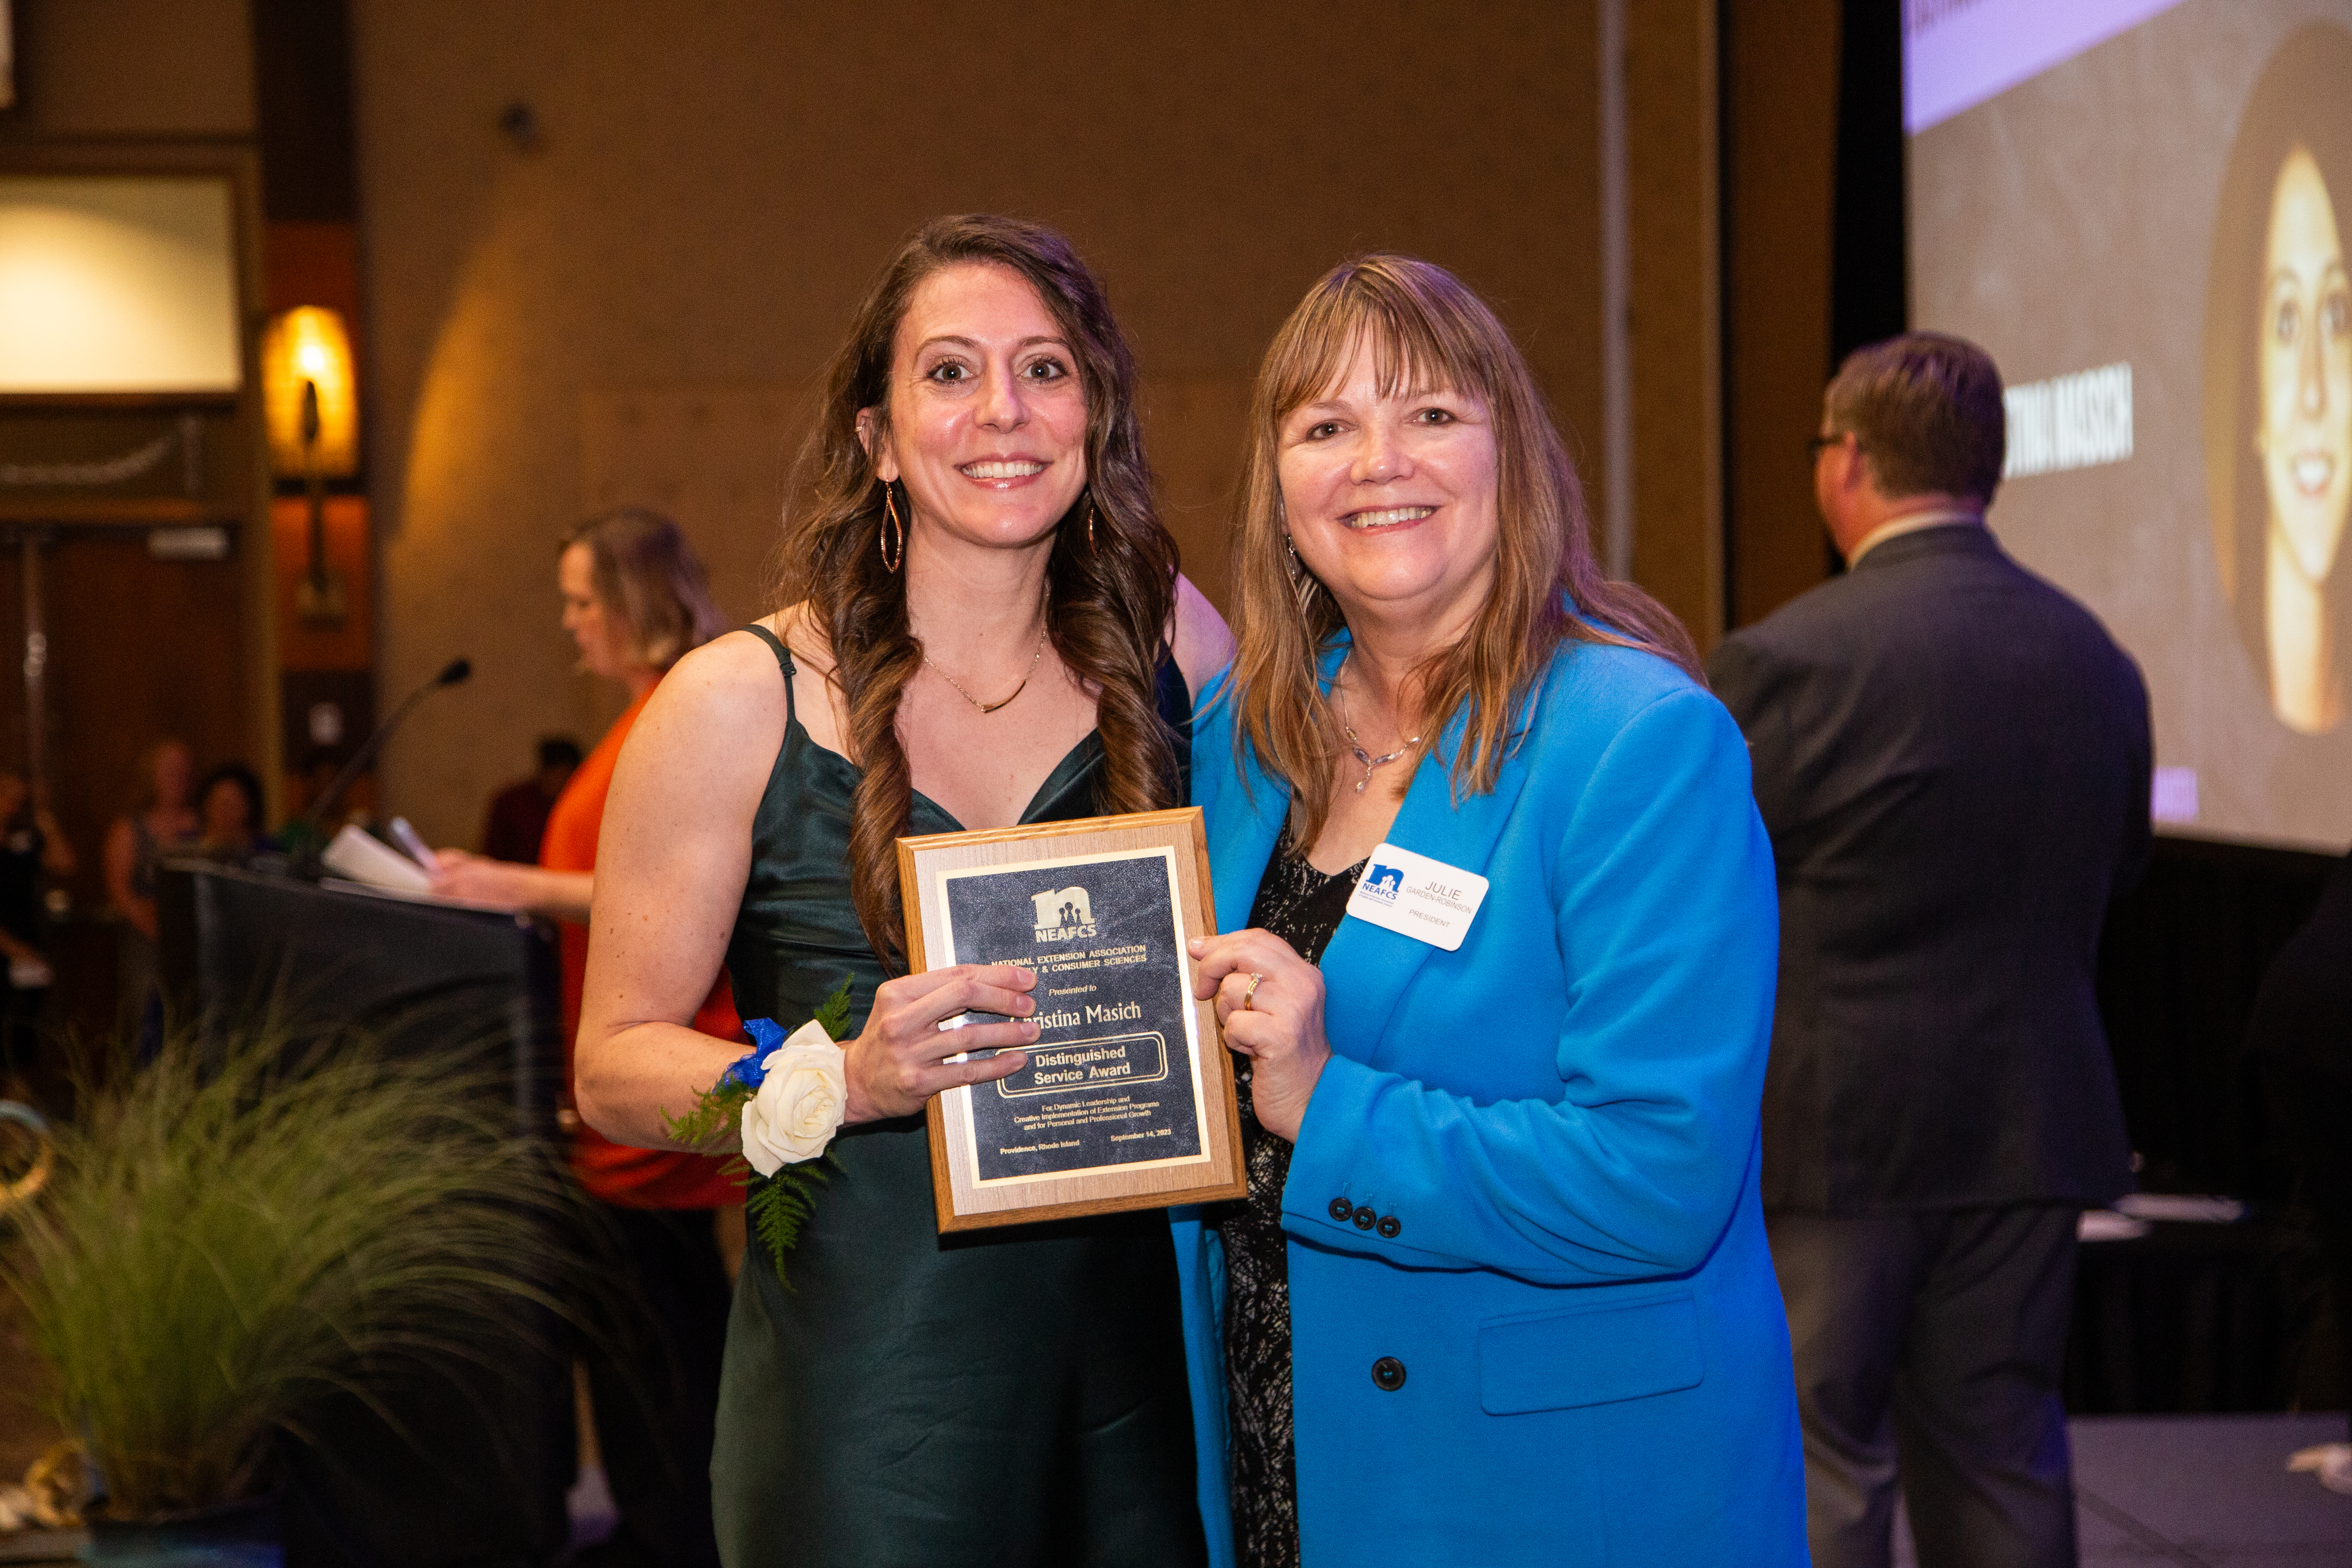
[1708,333,2152,1568]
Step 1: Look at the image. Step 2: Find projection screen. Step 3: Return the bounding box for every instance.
[1908,0,2352,851]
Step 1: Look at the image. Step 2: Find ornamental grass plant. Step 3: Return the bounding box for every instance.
[0,1017,586,1521]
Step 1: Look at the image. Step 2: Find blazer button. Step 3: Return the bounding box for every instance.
[1328,1197,1354,1222]
[1371,1356,1407,1391]
[1377,1215,1401,1239]
[1351,1205,1377,1230]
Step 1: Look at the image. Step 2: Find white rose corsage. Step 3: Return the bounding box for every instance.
[661,977,853,1284]
[738,1019,846,1176]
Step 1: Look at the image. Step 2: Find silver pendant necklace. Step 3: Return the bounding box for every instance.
[1333,656,1422,793]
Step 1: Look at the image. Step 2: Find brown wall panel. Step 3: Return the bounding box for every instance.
[1,0,255,140]
[1624,0,1724,650]
[1722,0,1841,628]
[352,0,1607,844]
[273,496,372,671]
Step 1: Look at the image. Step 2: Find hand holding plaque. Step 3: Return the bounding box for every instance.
[896,806,1246,1231]
[1188,926,1333,1143]
[839,963,1039,1122]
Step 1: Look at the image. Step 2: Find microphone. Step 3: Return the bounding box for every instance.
[302,657,473,833]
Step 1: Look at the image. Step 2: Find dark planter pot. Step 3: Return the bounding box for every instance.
[79,1492,281,1568]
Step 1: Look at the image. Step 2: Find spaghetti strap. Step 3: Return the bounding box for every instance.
[738,622,797,723]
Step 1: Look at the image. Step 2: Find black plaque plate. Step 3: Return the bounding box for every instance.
[939,848,1205,1182]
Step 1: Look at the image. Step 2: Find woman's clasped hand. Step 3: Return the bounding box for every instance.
[1189,932,1328,1142]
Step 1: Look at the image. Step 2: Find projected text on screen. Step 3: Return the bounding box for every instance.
[2002,364,2133,480]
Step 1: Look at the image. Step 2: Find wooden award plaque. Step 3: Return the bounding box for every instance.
[896,806,1246,1232]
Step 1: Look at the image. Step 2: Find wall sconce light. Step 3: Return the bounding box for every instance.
[260,306,358,626]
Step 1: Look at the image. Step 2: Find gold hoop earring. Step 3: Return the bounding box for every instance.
[879,483,904,573]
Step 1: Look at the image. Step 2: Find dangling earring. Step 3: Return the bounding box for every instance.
[1087,505,1098,553]
[1278,494,1316,609]
[879,482,904,573]
[1285,533,1320,612]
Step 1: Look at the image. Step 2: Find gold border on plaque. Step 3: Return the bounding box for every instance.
[897,806,1246,1233]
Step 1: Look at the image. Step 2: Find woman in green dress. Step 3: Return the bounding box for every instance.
[576,215,1230,1566]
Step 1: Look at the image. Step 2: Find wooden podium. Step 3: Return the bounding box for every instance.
[156,863,574,1567]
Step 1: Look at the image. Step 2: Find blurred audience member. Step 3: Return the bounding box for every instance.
[0,770,74,1103]
[2247,848,2352,1494]
[103,740,200,1043]
[1709,334,2152,1568]
[431,508,733,1568]
[481,735,583,863]
[195,763,270,866]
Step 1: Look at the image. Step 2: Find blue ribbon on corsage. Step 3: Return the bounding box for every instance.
[717,1017,791,1092]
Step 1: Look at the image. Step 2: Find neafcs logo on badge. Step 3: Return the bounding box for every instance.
[1360,863,1404,904]
[1029,885,1099,943]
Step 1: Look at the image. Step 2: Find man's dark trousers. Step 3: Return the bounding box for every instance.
[1709,523,2152,1568]
[1768,1207,2080,1568]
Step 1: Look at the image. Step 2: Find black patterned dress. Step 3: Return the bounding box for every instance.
[1208,822,1366,1568]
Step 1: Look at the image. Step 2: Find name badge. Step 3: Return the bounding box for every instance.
[1345,842,1488,952]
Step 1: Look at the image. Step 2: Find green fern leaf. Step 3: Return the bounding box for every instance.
[813,976,855,1041]
[747,1158,833,1289]
[660,1081,753,1151]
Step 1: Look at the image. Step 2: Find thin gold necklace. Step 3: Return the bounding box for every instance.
[1333,655,1422,793]
[924,620,1047,715]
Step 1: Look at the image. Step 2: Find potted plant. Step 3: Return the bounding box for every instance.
[1,1019,584,1565]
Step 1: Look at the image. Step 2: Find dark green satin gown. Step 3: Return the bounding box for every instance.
[711,625,1205,1568]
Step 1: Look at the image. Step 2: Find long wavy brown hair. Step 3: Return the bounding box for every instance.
[1227,254,1698,848]
[775,215,1181,968]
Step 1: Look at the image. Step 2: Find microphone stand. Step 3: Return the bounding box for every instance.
[286,657,471,876]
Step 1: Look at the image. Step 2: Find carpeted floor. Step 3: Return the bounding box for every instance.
[1895,1413,2352,1567]
[0,1342,2344,1568]
[0,1290,58,1485]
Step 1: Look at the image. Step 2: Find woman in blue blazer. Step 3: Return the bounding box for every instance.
[1176,256,1808,1567]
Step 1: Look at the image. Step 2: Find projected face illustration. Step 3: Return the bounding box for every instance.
[2203,26,2352,747]
[2260,147,2352,588]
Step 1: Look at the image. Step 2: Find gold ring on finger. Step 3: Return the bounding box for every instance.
[1241,973,1264,1011]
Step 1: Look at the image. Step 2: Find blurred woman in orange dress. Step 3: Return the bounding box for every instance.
[432,506,736,1568]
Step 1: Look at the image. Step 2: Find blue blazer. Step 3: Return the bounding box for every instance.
[1173,638,1808,1567]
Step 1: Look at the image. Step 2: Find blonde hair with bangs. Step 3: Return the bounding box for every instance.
[1226,254,1698,846]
